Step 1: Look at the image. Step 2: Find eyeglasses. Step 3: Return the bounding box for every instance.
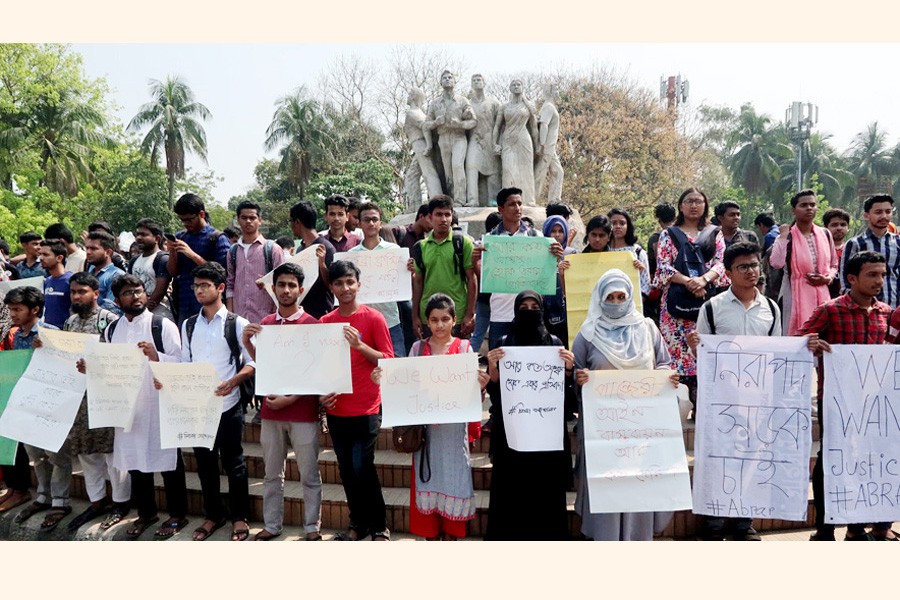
[190,282,215,291]
[118,289,145,298]
[178,214,200,224]
[361,216,381,223]
[733,262,761,273]
[683,199,705,206]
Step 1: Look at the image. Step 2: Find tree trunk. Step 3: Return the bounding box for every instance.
[168,173,175,211]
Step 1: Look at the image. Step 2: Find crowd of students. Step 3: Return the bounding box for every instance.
[0,184,896,542]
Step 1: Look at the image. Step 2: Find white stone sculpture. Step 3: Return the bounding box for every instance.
[402,87,443,209]
[465,74,502,206]
[424,70,476,204]
[493,79,538,206]
[534,83,564,205]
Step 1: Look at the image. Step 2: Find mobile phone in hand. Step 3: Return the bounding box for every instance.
[163,232,177,243]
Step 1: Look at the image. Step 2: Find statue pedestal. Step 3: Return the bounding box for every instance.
[390,206,585,251]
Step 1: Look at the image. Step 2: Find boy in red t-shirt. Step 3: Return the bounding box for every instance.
[320,260,394,541]
[242,263,323,541]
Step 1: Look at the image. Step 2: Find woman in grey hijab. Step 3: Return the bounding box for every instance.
[571,269,679,540]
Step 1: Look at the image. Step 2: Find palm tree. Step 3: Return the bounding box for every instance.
[0,91,113,196]
[846,122,897,184]
[127,76,211,209]
[264,88,334,198]
[775,132,853,207]
[726,104,793,200]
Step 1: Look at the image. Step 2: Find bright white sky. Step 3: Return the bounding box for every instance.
[73,43,900,206]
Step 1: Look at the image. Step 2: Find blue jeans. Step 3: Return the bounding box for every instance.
[327,413,386,534]
[389,323,407,358]
[470,297,492,354]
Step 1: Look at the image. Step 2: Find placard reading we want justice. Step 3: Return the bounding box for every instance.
[379,353,482,427]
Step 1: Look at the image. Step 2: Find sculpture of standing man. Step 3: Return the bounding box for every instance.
[493,79,538,206]
[402,87,443,209]
[465,74,502,206]
[424,70,476,205]
[534,83,564,205]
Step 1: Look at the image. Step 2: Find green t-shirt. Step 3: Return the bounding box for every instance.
[414,232,474,323]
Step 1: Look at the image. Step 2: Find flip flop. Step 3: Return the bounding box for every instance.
[231,520,250,541]
[193,518,227,541]
[154,517,189,539]
[13,501,51,524]
[124,516,160,539]
[39,506,73,531]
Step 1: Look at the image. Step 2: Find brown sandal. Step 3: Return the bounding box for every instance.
[253,528,281,541]
[192,518,227,541]
[39,506,72,531]
[13,501,51,523]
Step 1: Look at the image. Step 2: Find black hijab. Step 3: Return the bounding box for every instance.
[507,290,553,346]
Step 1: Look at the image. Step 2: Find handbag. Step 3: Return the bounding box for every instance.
[665,226,716,321]
[392,426,425,453]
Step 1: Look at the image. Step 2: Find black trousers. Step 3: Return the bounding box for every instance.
[129,450,188,520]
[327,413,386,534]
[2,443,31,492]
[193,402,249,523]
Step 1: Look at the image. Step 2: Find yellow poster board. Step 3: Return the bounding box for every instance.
[565,252,641,344]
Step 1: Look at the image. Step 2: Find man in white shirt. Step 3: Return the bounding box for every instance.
[180,262,255,541]
[347,202,407,357]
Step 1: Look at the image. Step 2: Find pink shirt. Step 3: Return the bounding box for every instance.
[226,236,284,324]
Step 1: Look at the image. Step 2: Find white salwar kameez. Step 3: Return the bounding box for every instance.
[106,310,182,473]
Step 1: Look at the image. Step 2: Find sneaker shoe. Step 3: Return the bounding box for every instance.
[809,531,835,541]
[732,527,761,541]
[844,532,875,541]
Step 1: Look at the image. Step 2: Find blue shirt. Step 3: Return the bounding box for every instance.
[17,260,46,279]
[43,271,74,329]
[763,225,780,252]
[174,225,230,324]
[88,263,125,316]
[840,228,900,308]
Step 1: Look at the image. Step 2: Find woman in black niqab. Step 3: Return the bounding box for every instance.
[484,291,574,540]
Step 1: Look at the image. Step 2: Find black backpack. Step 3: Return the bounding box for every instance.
[105,313,166,353]
[184,311,254,413]
[229,240,275,275]
[411,232,467,285]
[665,226,717,321]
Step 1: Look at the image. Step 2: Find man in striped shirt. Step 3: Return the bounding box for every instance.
[839,194,900,308]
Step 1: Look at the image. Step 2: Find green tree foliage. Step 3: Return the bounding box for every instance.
[128,75,211,210]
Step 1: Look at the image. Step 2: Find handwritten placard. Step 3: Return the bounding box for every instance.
[150,361,220,450]
[694,335,813,521]
[379,353,482,427]
[254,324,352,396]
[565,252,641,344]
[85,340,147,431]
[335,247,412,304]
[498,346,565,451]
[257,244,319,306]
[480,235,556,295]
[0,276,44,301]
[824,345,900,524]
[0,350,32,464]
[0,329,96,452]
[582,369,691,513]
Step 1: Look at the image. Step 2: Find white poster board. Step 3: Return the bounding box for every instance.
[0,328,97,451]
[379,353,482,427]
[254,324,352,396]
[693,335,813,521]
[84,340,147,430]
[0,276,44,300]
[256,244,320,305]
[824,345,900,524]
[335,247,412,304]
[150,361,221,450]
[498,346,565,452]
[582,369,692,513]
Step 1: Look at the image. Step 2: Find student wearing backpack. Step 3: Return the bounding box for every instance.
[128,219,174,322]
[166,193,231,326]
[653,188,726,415]
[411,195,477,339]
[178,262,255,541]
[226,200,283,324]
[687,242,782,541]
[768,190,838,335]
